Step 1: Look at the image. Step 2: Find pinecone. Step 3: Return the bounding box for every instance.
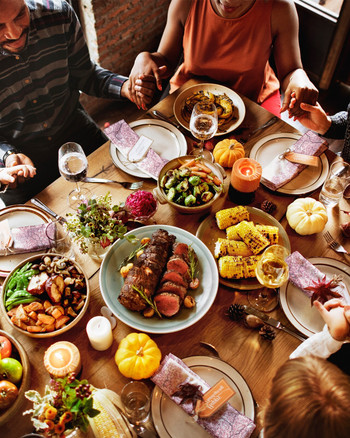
[259,325,276,341]
[260,200,276,215]
[227,304,245,321]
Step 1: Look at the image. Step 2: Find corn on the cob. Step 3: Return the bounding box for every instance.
[218,255,260,279]
[255,225,279,245]
[226,221,254,240]
[235,221,270,254]
[89,399,123,438]
[215,206,249,230]
[214,238,252,258]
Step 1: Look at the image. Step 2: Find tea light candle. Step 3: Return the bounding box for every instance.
[44,341,81,378]
[230,158,262,204]
[86,316,113,351]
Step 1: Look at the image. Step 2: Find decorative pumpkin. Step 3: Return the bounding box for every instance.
[286,197,328,235]
[213,139,245,168]
[115,332,161,380]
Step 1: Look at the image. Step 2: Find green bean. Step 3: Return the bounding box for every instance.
[6,297,38,311]
[6,290,34,305]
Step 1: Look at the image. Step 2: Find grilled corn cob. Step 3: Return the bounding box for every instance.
[235,221,270,254]
[255,225,279,245]
[215,206,249,230]
[214,238,252,258]
[218,255,260,279]
[226,221,254,240]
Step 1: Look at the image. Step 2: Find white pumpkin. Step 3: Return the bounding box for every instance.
[286,197,328,235]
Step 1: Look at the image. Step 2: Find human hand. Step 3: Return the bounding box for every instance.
[281,69,318,117]
[314,298,350,341]
[294,100,332,134]
[5,154,35,187]
[0,164,36,185]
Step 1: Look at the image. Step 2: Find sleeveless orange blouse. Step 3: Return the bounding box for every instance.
[170,0,280,103]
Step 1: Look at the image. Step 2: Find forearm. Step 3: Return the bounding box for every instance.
[0,141,19,167]
[281,68,306,94]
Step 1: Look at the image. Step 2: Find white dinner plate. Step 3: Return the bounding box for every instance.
[109,119,187,179]
[0,205,52,277]
[196,207,291,290]
[151,355,255,438]
[249,133,329,195]
[173,83,245,136]
[99,225,219,334]
[280,257,350,338]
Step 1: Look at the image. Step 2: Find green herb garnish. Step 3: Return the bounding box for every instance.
[132,285,162,318]
[188,246,198,280]
[118,242,148,270]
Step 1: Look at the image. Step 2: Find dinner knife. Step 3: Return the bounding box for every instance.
[30,198,67,223]
[242,305,307,342]
[152,110,182,129]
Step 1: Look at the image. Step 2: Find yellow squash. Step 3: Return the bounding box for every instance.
[115,333,161,380]
[213,139,245,168]
[286,197,328,235]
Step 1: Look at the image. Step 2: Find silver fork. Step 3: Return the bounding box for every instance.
[323,231,349,255]
[82,177,143,190]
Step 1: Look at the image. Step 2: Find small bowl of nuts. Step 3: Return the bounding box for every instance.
[0,254,89,338]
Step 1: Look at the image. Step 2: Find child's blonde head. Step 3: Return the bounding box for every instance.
[262,355,350,438]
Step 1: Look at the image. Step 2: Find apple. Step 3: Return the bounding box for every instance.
[0,380,18,410]
[0,357,23,384]
[0,335,12,358]
[27,272,49,295]
[45,275,65,303]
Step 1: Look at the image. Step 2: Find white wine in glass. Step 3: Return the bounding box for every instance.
[189,101,218,161]
[58,142,90,209]
[248,245,290,312]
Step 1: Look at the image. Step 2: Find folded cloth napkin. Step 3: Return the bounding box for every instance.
[261,131,328,191]
[151,353,256,438]
[286,251,350,305]
[104,119,168,179]
[0,219,51,255]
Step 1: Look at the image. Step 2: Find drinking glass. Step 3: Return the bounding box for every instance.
[58,142,90,209]
[189,101,218,161]
[248,245,290,312]
[319,161,350,207]
[121,381,151,425]
[45,219,75,259]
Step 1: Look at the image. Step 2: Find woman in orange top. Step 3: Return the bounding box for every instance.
[129,0,318,117]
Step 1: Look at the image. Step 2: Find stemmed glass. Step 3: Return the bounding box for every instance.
[58,142,90,209]
[248,244,290,312]
[189,101,218,161]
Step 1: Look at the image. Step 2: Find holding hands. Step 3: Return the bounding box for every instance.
[0,164,36,189]
[314,298,350,341]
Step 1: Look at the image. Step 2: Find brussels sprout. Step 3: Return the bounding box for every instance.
[189,176,201,186]
[197,182,209,194]
[160,174,169,188]
[178,167,191,177]
[184,194,196,206]
[176,179,189,192]
[201,191,214,203]
[167,187,176,201]
[165,175,178,189]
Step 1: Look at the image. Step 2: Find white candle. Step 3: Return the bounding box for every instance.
[86,316,113,351]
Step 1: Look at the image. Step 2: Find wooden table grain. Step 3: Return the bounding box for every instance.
[2,80,349,438]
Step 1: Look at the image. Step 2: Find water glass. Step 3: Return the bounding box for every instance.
[45,220,74,259]
[319,161,350,207]
[121,381,151,425]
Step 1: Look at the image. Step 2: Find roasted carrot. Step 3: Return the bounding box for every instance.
[195,162,212,173]
[190,170,208,178]
[179,159,197,169]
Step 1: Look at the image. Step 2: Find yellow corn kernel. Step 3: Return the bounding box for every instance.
[226,221,254,240]
[89,399,122,438]
[214,238,252,258]
[215,206,249,230]
[218,256,245,279]
[255,225,279,245]
[243,255,260,278]
[235,221,270,254]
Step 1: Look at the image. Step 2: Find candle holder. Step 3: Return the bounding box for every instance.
[229,158,262,205]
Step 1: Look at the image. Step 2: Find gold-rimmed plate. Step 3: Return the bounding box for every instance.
[173,83,245,136]
[0,205,52,277]
[196,207,290,290]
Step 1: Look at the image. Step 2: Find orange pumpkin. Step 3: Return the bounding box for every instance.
[213,139,245,168]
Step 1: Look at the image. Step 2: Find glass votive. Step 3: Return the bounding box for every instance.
[121,381,151,425]
[45,219,74,259]
[86,316,113,351]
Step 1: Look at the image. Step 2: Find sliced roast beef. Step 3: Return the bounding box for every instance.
[166,256,190,275]
[118,229,176,311]
[173,242,189,261]
[156,281,187,300]
[154,293,181,317]
[160,270,189,288]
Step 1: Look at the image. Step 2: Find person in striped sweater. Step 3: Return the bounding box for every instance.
[0,0,155,205]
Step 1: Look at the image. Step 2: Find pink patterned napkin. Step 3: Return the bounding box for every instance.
[104,119,168,179]
[0,221,51,255]
[261,131,328,191]
[151,353,255,438]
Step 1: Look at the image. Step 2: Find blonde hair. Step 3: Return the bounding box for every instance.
[262,356,350,438]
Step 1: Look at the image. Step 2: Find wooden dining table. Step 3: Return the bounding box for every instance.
[2,79,350,438]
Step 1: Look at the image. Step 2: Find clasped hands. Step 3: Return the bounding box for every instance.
[314,299,350,342]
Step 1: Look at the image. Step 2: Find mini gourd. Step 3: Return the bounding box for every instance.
[115,332,161,380]
[286,197,328,235]
[213,139,245,168]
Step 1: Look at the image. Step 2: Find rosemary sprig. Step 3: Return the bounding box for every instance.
[118,241,147,270]
[132,285,162,318]
[188,246,198,280]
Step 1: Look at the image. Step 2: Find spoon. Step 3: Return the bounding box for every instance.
[199,341,221,359]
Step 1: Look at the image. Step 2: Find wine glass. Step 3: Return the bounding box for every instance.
[189,101,218,161]
[58,142,90,209]
[248,244,290,312]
